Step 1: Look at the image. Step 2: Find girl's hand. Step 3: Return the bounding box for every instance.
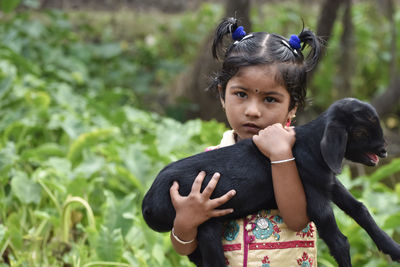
[252,123,295,160]
[170,171,236,233]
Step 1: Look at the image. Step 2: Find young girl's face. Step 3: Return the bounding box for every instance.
[220,64,296,140]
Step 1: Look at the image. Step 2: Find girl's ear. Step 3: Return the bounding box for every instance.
[218,85,225,108]
[287,106,297,121]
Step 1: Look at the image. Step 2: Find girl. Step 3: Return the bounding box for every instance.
[169,17,321,266]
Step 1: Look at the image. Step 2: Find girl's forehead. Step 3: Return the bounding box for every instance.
[229,65,286,93]
[235,64,278,77]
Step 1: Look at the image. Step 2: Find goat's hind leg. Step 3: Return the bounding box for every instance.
[196,219,226,267]
[307,187,352,267]
[332,179,400,261]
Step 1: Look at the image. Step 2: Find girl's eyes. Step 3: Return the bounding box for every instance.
[264,97,277,103]
[234,92,277,103]
[235,91,247,98]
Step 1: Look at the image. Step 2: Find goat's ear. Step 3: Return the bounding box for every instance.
[320,122,348,174]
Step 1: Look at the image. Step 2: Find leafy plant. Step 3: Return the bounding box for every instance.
[0,3,399,266]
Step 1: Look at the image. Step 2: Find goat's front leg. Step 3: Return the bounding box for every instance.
[306,186,352,267]
[195,219,225,267]
[332,178,400,262]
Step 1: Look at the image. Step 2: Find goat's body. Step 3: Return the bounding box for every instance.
[142,113,330,231]
[142,99,400,267]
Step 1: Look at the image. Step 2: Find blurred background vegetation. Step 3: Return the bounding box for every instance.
[0,0,399,266]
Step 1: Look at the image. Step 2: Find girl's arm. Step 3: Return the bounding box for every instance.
[169,171,236,255]
[253,123,309,231]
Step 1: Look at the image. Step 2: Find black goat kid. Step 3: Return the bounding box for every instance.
[142,98,400,267]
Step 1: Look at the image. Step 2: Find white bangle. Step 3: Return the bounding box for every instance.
[270,157,295,164]
[171,227,195,245]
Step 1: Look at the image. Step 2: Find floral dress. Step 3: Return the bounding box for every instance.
[206,130,317,267]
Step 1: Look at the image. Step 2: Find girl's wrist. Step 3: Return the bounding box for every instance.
[269,149,293,161]
[173,217,198,241]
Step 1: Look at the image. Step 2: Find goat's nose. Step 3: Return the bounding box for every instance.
[378,148,387,158]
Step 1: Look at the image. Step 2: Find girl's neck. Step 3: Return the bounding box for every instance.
[233,131,240,143]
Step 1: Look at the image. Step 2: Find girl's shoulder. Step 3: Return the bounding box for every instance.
[205,130,236,152]
[205,145,221,152]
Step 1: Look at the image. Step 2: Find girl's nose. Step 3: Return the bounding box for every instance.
[245,101,261,118]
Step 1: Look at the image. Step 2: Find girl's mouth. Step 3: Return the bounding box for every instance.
[243,123,261,134]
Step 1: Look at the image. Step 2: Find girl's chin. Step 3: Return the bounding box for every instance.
[236,131,258,141]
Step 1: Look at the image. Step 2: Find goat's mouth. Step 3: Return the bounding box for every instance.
[365,153,379,166]
[364,149,387,166]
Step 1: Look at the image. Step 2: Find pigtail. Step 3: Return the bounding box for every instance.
[212,17,238,60]
[298,28,322,72]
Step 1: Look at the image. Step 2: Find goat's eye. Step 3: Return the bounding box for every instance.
[352,128,369,139]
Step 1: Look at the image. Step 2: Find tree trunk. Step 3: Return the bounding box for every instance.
[297,0,345,125]
[372,76,400,117]
[377,0,397,77]
[316,0,345,48]
[334,0,354,99]
[307,0,345,81]
[225,0,251,30]
[168,0,251,122]
[371,0,399,117]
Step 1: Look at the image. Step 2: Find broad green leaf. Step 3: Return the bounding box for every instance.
[73,155,105,179]
[0,142,18,173]
[156,118,201,155]
[120,143,152,183]
[114,165,143,191]
[383,214,400,230]
[5,213,23,250]
[122,251,140,267]
[368,158,400,183]
[66,177,88,197]
[44,157,72,176]
[152,243,165,265]
[95,225,123,262]
[125,226,146,248]
[103,191,136,236]
[0,77,13,100]
[11,171,42,204]
[0,47,40,74]
[0,224,7,244]
[21,143,65,162]
[67,127,119,166]
[24,91,51,109]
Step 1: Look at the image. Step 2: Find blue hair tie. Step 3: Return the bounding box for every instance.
[289,34,301,50]
[232,26,246,41]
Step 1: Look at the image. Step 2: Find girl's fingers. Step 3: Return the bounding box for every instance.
[211,208,234,218]
[191,171,206,193]
[252,134,259,143]
[169,181,181,204]
[210,189,236,208]
[202,172,220,198]
[284,125,295,132]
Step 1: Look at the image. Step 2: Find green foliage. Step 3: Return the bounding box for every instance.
[0,9,226,266]
[0,2,399,266]
[67,4,223,114]
[0,0,21,13]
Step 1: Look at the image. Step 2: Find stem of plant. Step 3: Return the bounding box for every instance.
[61,196,96,243]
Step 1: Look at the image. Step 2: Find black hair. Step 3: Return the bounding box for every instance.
[209,17,322,110]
